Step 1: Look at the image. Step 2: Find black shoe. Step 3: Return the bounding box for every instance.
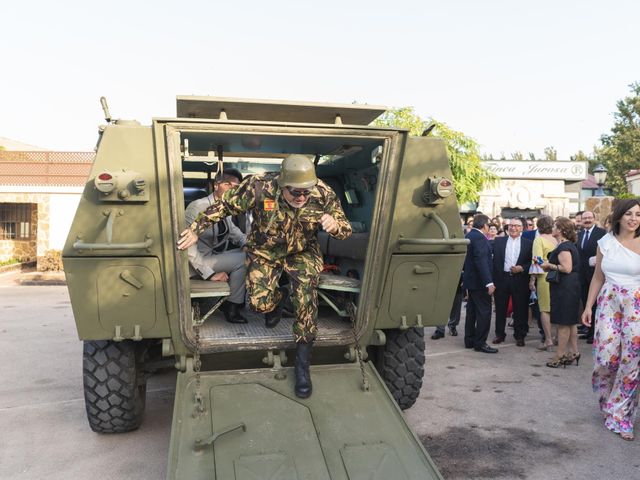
[474,344,499,353]
[516,338,525,347]
[294,341,313,398]
[586,337,594,344]
[264,304,283,328]
[220,301,248,324]
[492,335,506,344]
[431,330,445,340]
[465,342,474,349]
[449,326,458,336]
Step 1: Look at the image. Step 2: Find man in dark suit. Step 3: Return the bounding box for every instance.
[576,211,606,343]
[491,217,533,346]
[462,214,498,353]
[522,217,537,241]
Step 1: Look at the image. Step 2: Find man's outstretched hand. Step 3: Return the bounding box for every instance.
[177,229,198,250]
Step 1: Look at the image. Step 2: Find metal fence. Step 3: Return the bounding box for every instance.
[0,151,94,187]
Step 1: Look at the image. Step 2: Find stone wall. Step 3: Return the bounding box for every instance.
[585,196,615,227]
[0,192,49,265]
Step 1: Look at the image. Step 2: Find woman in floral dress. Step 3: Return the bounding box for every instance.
[582,198,640,441]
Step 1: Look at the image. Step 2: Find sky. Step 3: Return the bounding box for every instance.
[1,0,638,159]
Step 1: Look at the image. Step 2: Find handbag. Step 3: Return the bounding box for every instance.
[546,268,560,284]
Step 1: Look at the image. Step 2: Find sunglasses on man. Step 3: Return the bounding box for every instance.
[285,187,313,198]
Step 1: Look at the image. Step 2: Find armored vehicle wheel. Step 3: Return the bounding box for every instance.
[82,340,146,433]
[373,328,425,410]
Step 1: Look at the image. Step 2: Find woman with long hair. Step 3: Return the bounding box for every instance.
[582,198,640,441]
[540,217,581,368]
[529,215,558,350]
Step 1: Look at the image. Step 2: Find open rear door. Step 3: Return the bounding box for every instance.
[167,362,442,479]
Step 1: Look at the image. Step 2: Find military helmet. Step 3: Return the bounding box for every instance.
[277,154,318,189]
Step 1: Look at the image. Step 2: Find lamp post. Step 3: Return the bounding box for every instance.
[593,163,608,197]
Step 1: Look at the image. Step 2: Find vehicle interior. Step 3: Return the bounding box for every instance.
[176,128,390,351]
[169,96,394,351]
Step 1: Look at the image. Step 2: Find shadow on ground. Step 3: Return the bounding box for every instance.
[421,426,578,479]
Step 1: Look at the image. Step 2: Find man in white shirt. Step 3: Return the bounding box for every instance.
[491,217,534,346]
[576,211,606,342]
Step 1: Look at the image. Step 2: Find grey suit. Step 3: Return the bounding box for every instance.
[185,194,247,304]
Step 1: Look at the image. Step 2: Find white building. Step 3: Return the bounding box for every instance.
[0,150,93,267]
[473,160,588,218]
[627,169,640,196]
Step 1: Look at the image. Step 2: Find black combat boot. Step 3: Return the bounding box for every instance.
[294,341,313,398]
[220,301,247,324]
[264,287,288,328]
[264,304,283,328]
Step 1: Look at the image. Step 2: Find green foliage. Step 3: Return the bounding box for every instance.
[0,258,19,267]
[616,191,636,199]
[373,107,497,204]
[599,82,640,196]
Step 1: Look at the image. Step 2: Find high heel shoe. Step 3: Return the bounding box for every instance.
[619,431,634,441]
[563,352,581,366]
[546,355,568,368]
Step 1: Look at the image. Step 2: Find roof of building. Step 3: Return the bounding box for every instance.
[0,136,47,151]
[626,169,640,178]
[0,151,94,187]
[581,174,599,189]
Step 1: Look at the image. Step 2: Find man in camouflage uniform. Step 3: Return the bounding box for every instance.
[177,154,352,398]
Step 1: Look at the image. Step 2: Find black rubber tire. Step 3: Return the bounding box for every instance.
[374,328,425,410]
[82,340,146,433]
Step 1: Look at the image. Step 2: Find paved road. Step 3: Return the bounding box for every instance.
[1,277,638,479]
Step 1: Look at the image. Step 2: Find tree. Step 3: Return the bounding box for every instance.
[373,107,496,204]
[510,151,524,161]
[543,146,557,161]
[599,82,640,196]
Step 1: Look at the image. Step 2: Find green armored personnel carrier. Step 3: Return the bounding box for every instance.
[62,96,467,479]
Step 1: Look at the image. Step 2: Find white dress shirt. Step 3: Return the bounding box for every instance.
[504,236,522,272]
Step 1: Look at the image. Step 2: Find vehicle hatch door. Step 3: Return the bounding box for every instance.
[167,362,442,480]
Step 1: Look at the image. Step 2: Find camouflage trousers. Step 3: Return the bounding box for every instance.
[246,248,323,343]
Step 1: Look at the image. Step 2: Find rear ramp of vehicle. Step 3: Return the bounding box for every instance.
[167,362,442,480]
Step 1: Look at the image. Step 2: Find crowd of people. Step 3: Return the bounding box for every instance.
[435,200,640,442]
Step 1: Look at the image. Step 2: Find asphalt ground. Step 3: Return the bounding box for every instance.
[1,273,638,480]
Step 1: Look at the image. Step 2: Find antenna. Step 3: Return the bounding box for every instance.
[100,97,112,123]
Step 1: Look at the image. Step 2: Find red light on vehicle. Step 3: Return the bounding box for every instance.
[98,173,113,181]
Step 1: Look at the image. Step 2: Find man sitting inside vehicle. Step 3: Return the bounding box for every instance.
[185,168,248,324]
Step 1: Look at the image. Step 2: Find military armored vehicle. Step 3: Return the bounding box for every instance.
[62,96,467,479]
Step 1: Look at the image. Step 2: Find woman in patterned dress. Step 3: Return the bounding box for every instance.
[582,198,640,441]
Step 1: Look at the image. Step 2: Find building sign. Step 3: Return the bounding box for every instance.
[481,161,587,180]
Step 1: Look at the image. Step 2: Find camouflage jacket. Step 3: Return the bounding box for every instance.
[190,173,352,261]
